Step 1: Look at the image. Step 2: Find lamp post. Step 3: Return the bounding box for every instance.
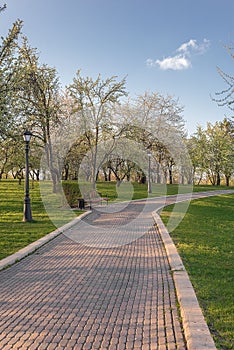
[23,130,33,222]
[147,151,152,193]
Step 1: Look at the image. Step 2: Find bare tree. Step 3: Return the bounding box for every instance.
[213,45,234,113]
[0,3,6,13]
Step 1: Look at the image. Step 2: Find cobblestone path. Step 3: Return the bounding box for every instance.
[0,200,188,349]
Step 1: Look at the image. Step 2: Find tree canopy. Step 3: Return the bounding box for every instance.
[0,15,234,188]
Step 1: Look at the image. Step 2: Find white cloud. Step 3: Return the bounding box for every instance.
[177,38,210,55]
[177,39,197,54]
[146,58,155,67]
[155,55,191,70]
[147,38,211,71]
[195,38,210,54]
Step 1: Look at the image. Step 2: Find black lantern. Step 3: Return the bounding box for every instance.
[147,152,152,194]
[23,130,33,222]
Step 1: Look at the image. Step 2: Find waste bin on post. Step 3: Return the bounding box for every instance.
[78,198,85,209]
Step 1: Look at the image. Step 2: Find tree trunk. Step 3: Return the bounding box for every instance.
[91,126,99,189]
[51,171,58,193]
[103,169,108,181]
[169,168,173,184]
[225,175,230,187]
[63,165,69,181]
[156,173,161,183]
[181,174,185,185]
[156,163,161,183]
[45,142,59,193]
[208,172,216,186]
[108,169,111,181]
[141,175,146,184]
[11,171,17,179]
[95,170,99,182]
[116,179,122,187]
[216,172,221,186]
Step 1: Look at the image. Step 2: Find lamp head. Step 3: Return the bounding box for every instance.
[23,130,33,142]
[147,151,152,157]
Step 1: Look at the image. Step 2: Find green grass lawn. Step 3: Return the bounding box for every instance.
[97,181,231,201]
[161,195,234,349]
[0,180,83,260]
[0,179,233,261]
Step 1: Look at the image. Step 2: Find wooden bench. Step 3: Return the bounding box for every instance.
[84,190,109,209]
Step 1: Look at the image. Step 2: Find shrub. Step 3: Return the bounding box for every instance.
[62,181,81,207]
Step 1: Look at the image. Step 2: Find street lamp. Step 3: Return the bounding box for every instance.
[147,151,152,193]
[23,130,33,222]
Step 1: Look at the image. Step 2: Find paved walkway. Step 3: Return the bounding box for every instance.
[1,190,233,349]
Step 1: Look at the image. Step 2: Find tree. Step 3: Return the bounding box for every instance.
[213,46,234,113]
[115,91,188,184]
[0,139,11,178]
[190,120,234,186]
[187,131,206,184]
[0,3,6,12]
[0,19,23,139]
[15,39,63,192]
[67,71,127,187]
[103,142,140,185]
[205,123,222,185]
[218,119,234,186]
[205,121,234,186]
[62,135,90,180]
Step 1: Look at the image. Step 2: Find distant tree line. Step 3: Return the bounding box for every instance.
[0,10,234,190]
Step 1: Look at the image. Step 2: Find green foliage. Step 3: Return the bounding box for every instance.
[62,181,81,207]
[0,19,23,139]
[161,195,234,349]
[189,119,234,186]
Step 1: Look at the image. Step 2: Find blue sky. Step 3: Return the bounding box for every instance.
[1,0,234,135]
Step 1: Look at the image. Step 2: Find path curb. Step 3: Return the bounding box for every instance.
[152,211,217,350]
[0,210,91,271]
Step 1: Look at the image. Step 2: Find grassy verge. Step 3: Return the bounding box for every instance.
[0,179,233,261]
[160,195,234,349]
[96,181,232,201]
[0,180,84,260]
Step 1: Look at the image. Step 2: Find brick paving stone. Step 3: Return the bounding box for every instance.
[100,339,110,348]
[47,343,59,350]
[7,337,21,347]
[0,338,11,348]
[1,345,14,350]
[37,343,49,350]
[23,342,42,350]
[0,200,187,349]
[126,340,135,348]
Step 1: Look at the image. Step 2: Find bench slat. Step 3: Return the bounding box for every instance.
[83,190,108,209]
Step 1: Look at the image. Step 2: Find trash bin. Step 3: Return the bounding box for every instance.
[78,198,85,209]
